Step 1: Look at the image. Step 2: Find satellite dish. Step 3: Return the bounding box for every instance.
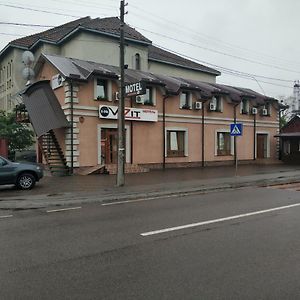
[22,67,35,86]
[22,51,35,66]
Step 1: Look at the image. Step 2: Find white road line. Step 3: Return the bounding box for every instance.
[140,202,300,237]
[46,206,82,213]
[102,195,174,206]
[0,215,13,219]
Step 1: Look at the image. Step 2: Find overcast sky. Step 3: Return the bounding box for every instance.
[1,0,299,99]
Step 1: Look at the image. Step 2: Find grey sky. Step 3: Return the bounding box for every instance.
[0,0,299,98]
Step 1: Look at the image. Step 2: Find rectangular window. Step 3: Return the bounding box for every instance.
[140,87,153,105]
[240,99,249,114]
[95,79,107,100]
[217,132,231,156]
[210,96,223,112]
[283,140,290,154]
[180,92,191,109]
[167,130,185,157]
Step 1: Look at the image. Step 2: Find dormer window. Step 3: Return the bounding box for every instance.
[209,96,223,112]
[95,79,107,100]
[240,99,249,114]
[136,86,155,105]
[180,91,191,109]
[135,53,141,70]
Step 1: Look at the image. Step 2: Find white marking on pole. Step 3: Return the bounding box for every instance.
[46,206,82,213]
[0,215,13,219]
[140,202,300,236]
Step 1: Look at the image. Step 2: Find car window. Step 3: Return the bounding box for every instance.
[0,157,8,166]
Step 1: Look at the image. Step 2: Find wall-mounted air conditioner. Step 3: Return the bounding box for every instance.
[51,74,64,90]
[209,102,216,111]
[251,107,257,115]
[194,101,202,110]
[136,96,143,104]
[262,108,268,116]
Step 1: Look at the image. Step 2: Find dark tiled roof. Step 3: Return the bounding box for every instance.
[148,45,220,76]
[40,54,273,104]
[9,17,151,49]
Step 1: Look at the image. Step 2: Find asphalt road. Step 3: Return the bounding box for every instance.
[1,186,300,299]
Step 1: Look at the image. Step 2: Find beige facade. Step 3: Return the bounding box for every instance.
[37,61,279,170]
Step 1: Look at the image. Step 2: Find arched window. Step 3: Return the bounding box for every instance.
[135,53,141,70]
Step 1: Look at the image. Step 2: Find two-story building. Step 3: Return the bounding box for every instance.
[22,53,279,174]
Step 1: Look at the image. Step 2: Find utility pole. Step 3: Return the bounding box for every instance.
[117,0,126,186]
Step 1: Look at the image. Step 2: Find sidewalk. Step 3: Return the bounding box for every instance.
[1,163,300,210]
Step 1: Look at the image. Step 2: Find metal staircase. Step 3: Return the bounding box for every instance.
[39,130,69,176]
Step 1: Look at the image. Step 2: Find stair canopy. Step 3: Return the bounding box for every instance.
[20,80,69,137]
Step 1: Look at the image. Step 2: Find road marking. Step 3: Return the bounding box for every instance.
[102,195,175,206]
[140,202,300,236]
[46,206,82,213]
[0,215,13,219]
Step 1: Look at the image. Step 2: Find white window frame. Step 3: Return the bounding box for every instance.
[240,99,249,114]
[180,91,192,109]
[139,86,156,106]
[165,127,188,157]
[94,78,112,101]
[215,129,234,156]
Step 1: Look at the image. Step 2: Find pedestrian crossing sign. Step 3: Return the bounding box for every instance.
[230,123,243,136]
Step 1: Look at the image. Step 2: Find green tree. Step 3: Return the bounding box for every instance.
[0,110,34,157]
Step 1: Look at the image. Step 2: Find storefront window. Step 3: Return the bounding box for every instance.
[217,132,231,155]
[167,130,185,157]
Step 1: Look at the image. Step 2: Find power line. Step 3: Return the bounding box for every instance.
[134,25,300,75]
[128,3,300,69]
[153,43,293,89]
[0,3,80,17]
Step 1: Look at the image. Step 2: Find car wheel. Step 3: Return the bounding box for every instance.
[17,173,36,190]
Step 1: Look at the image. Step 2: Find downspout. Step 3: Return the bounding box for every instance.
[162,95,168,170]
[201,100,206,167]
[253,111,256,160]
[70,79,74,175]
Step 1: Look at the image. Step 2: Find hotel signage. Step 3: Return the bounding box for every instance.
[99,105,158,122]
[124,81,146,97]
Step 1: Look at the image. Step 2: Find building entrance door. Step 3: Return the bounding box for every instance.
[257,134,267,158]
[101,129,118,164]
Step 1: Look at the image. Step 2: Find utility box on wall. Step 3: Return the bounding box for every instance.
[0,139,9,158]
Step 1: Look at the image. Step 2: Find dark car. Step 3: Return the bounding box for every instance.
[0,155,43,190]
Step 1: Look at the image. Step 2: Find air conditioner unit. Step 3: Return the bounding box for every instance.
[209,102,216,111]
[194,101,202,110]
[262,108,268,116]
[136,96,143,104]
[51,74,64,90]
[114,92,120,101]
[251,107,257,115]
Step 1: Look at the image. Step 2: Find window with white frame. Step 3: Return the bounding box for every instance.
[240,99,249,114]
[95,79,108,100]
[135,53,141,70]
[167,130,186,157]
[216,132,232,156]
[180,91,191,109]
[210,96,223,112]
[138,86,155,105]
[264,103,271,116]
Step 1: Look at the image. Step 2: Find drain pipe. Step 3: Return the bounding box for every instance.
[70,79,74,175]
[253,111,256,160]
[162,95,169,170]
[201,100,206,167]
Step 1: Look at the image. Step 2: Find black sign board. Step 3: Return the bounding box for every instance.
[124,81,146,97]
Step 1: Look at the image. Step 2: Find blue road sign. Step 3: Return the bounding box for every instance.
[230,123,243,136]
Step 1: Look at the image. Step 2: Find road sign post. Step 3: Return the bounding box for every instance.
[230,123,243,176]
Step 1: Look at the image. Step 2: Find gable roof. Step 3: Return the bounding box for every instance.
[1,16,219,75]
[7,16,151,51]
